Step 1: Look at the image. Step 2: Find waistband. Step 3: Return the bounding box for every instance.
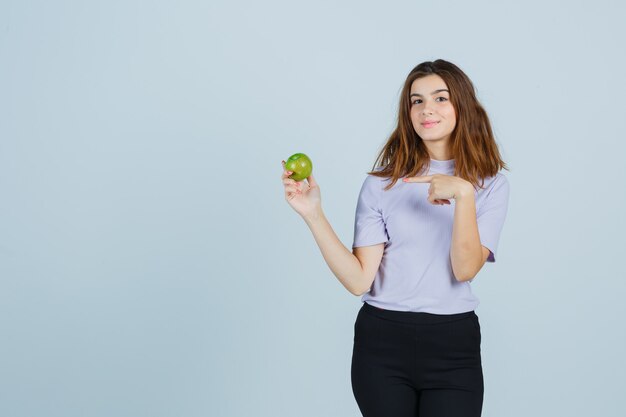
[361,301,475,325]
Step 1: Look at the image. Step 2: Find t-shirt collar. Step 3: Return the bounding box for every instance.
[428,158,455,173]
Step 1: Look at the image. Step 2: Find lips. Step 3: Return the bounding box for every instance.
[422,121,439,128]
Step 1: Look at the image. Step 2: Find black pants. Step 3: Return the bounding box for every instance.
[351,301,484,417]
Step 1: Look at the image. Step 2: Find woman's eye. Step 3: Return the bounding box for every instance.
[412,97,448,105]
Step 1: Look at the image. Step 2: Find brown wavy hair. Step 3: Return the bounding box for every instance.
[368,59,509,191]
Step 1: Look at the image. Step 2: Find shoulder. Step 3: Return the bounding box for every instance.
[475,171,510,208]
[479,171,509,193]
[356,167,391,203]
[493,171,509,185]
[361,166,387,186]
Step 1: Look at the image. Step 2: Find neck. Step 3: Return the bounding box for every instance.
[429,152,452,161]
[423,140,451,161]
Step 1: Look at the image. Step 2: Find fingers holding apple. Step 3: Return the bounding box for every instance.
[281,160,305,197]
[282,153,313,194]
[280,157,321,218]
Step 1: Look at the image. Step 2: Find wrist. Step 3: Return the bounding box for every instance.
[455,183,475,202]
[303,208,325,225]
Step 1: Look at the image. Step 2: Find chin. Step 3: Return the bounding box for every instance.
[420,135,445,141]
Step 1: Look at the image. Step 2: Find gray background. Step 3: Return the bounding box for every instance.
[1,0,624,416]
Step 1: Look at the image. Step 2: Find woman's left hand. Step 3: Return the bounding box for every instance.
[402,174,472,205]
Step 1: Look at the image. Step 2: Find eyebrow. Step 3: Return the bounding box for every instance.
[410,89,449,97]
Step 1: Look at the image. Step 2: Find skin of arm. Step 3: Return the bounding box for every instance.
[450,185,490,282]
[302,210,366,296]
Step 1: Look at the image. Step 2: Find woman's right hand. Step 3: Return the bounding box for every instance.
[281,160,322,219]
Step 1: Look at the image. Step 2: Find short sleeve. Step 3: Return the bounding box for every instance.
[352,175,389,248]
[477,174,510,263]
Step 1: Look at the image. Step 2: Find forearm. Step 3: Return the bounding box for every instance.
[302,210,364,296]
[450,188,482,281]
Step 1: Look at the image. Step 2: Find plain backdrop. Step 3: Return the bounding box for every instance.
[1,0,625,416]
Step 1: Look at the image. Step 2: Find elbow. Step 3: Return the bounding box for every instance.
[351,283,371,297]
[351,287,368,297]
[453,267,477,282]
[451,255,482,282]
[352,274,375,296]
[454,273,475,282]
[347,282,362,296]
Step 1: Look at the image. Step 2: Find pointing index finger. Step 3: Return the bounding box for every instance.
[403,175,432,183]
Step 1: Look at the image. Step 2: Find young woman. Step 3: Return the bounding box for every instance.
[280,59,509,417]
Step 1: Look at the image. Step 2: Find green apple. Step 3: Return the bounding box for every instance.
[285,153,313,181]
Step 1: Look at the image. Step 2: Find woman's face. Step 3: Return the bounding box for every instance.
[409,74,457,149]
